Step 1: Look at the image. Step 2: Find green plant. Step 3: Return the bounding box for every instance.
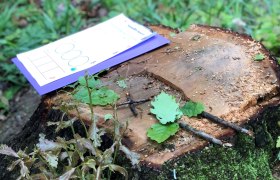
[180,101,205,117]
[0,74,139,179]
[253,53,265,61]
[150,92,182,124]
[147,92,205,143]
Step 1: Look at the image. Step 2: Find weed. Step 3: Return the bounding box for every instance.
[0,74,139,179]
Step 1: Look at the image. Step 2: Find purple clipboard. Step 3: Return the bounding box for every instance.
[12,34,169,95]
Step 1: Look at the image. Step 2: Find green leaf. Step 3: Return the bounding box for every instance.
[147,123,179,143]
[253,53,265,61]
[78,76,101,88]
[104,114,113,121]
[181,101,205,117]
[276,136,280,148]
[73,87,119,106]
[150,92,182,124]
[116,80,127,89]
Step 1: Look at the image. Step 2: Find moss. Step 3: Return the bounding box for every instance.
[158,135,274,180]
[114,105,280,180]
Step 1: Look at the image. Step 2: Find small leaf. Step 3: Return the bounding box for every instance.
[7,159,21,171]
[59,168,76,180]
[181,101,205,117]
[89,117,105,147]
[119,145,140,166]
[83,159,96,170]
[44,153,58,168]
[0,144,19,158]
[108,164,128,180]
[276,136,280,148]
[277,152,280,161]
[73,87,119,106]
[150,92,182,124]
[117,79,127,89]
[104,114,113,121]
[37,134,62,152]
[47,118,77,132]
[19,161,29,179]
[78,76,101,88]
[76,136,96,156]
[277,57,280,65]
[253,53,265,61]
[147,123,179,143]
[169,32,176,37]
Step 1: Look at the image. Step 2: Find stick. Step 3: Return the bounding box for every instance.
[179,122,232,147]
[126,93,138,117]
[117,99,150,106]
[201,111,253,136]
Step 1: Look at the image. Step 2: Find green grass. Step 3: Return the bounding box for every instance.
[0,0,279,115]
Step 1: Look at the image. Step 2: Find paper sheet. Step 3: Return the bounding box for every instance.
[16,14,155,86]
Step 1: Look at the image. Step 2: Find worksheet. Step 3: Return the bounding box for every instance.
[17,14,155,86]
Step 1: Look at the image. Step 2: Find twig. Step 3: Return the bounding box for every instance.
[201,111,253,136]
[117,99,150,106]
[126,93,138,117]
[179,122,232,147]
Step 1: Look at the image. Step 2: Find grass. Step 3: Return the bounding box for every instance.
[0,0,279,115]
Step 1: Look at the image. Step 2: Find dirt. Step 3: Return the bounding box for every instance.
[0,87,41,143]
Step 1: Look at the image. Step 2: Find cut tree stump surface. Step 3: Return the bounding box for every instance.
[47,25,280,168]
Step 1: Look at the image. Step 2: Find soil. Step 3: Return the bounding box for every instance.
[0,87,41,143]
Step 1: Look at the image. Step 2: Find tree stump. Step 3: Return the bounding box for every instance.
[1,25,280,179]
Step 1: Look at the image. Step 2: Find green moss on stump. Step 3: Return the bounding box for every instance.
[116,106,280,179]
[159,135,273,180]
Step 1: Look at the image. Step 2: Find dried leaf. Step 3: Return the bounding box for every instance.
[76,137,96,156]
[83,159,96,170]
[47,118,77,132]
[0,144,19,158]
[101,143,115,164]
[42,153,58,168]
[89,118,105,147]
[108,164,128,180]
[180,101,205,117]
[7,159,21,171]
[31,173,48,180]
[119,145,140,166]
[19,161,29,179]
[37,134,62,152]
[147,123,179,143]
[59,168,76,180]
[150,92,182,124]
